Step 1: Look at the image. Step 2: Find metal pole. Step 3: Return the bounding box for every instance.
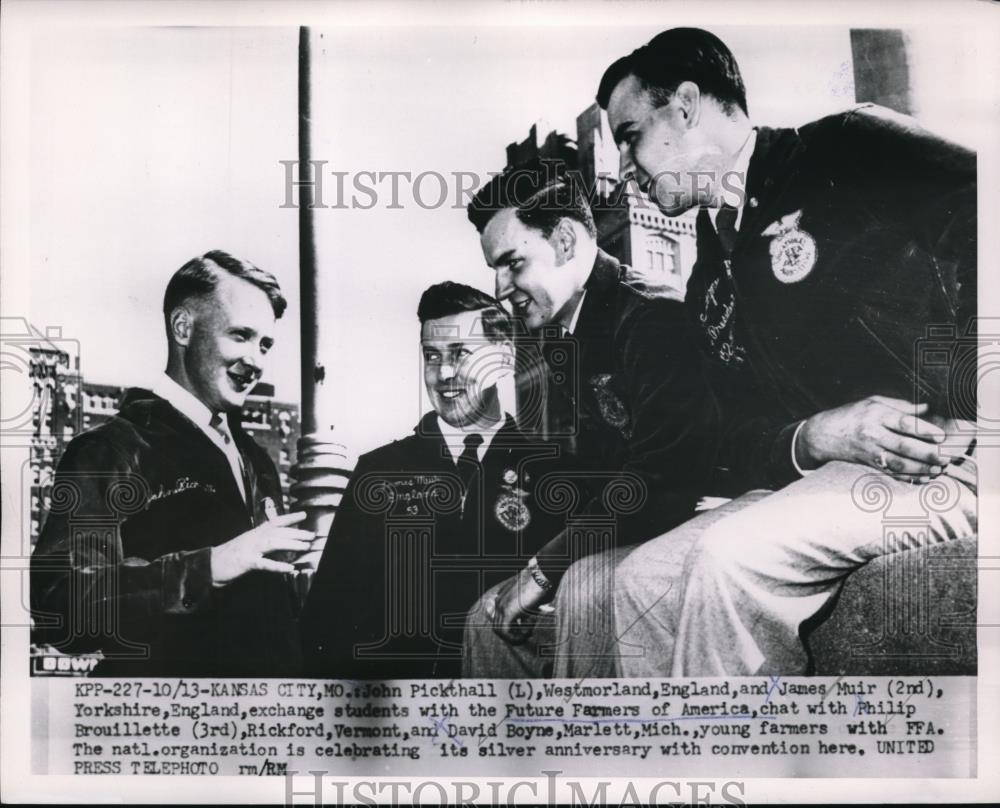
[290,26,352,592]
[298,25,318,435]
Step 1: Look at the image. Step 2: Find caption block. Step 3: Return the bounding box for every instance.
[33,676,975,777]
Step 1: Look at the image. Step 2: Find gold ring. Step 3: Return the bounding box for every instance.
[877,450,889,470]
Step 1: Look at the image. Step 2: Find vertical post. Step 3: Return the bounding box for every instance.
[298,25,318,438]
[290,26,353,595]
[850,29,913,115]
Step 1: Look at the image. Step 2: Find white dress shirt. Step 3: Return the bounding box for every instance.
[564,289,587,336]
[152,373,248,501]
[439,413,506,465]
[707,129,758,233]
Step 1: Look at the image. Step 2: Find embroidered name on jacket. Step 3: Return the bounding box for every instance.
[700,277,745,367]
[146,477,217,507]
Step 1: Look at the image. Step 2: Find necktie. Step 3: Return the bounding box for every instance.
[210,413,250,504]
[715,204,739,261]
[700,206,745,366]
[456,433,483,495]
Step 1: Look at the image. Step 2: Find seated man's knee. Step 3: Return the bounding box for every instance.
[555,552,617,614]
[613,541,663,595]
[691,514,762,578]
[466,579,507,629]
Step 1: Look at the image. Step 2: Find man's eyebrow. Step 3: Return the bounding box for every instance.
[421,340,471,352]
[492,248,517,267]
[612,121,633,145]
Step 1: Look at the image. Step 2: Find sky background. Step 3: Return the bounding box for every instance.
[20,21,983,454]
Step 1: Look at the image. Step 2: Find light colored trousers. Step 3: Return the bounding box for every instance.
[616,458,977,677]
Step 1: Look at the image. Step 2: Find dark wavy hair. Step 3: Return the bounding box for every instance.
[163,250,287,324]
[597,27,748,117]
[417,281,513,343]
[467,160,597,239]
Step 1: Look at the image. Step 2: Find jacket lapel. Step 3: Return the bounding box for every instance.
[738,125,806,242]
[122,389,252,517]
[574,250,621,373]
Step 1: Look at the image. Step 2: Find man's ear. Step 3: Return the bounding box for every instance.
[169,306,193,347]
[491,339,516,380]
[673,81,702,129]
[552,218,578,264]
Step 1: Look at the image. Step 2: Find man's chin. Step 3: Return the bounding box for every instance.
[652,198,689,217]
[438,414,472,430]
[437,401,496,430]
[648,188,692,217]
[220,389,251,412]
[524,314,550,334]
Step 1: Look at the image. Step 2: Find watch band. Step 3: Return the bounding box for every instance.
[527,556,553,592]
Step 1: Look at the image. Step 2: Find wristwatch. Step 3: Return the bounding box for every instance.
[526,556,553,592]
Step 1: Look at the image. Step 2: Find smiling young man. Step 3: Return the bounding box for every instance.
[597,28,978,676]
[31,250,312,676]
[301,282,561,679]
[461,168,719,677]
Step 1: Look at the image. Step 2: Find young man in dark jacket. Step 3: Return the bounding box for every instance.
[463,169,719,676]
[301,282,563,678]
[599,27,977,676]
[31,251,311,676]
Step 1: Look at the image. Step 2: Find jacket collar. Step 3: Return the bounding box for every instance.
[118,387,250,448]
[414,410,523,461]
[152,373,214,431]
[739,124,806,237]
[574,248,623,346]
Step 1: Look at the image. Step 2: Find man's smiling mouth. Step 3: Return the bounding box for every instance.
[511,297,531,315]
[228,368,257,388]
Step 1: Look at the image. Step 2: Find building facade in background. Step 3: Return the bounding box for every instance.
[503,109,699,300]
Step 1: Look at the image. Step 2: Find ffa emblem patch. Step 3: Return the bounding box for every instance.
[762,210,817,284]
[495,467,531,531]
[590,373,631,437]
[495,493,531,531]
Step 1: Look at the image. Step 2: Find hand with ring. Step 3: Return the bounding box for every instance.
[796,395,954,482]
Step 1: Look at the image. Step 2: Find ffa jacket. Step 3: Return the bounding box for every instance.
[688,104,976,490]
[30,388,302,677]
[528,249,720,584]
[300,413,561,679]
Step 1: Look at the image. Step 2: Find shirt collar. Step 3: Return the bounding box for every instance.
[152,373,216,431]
[438,413,506,465]
[152,374,246,501]
[563,289,587,336]
[707,128,758,232]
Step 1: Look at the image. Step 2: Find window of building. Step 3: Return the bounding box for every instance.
[645,234,676,276]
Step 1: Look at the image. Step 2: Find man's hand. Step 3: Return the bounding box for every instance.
[210,511,313,586]
[797,396,954,480]
[487,566,551,644]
